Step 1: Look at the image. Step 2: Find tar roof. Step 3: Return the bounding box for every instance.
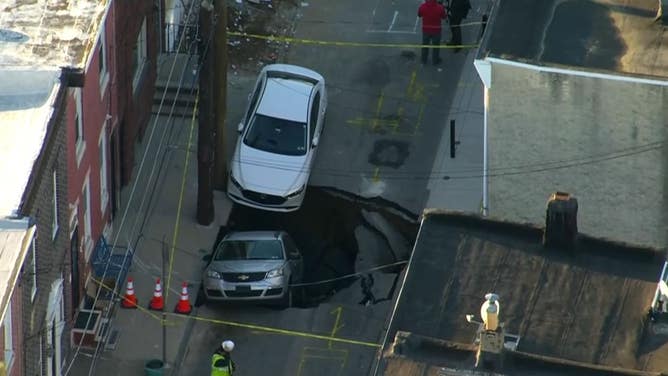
[376,210,668,375]
[256,78,313,123]
[479,0,668,78]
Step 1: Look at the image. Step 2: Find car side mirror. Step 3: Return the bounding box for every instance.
[248,93,252,100]
[312,136,319,147]
[202,254,212,263]
[237,122,244,133]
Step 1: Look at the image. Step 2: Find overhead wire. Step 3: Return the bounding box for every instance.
[62,0,201,373]
[225,141,664,189]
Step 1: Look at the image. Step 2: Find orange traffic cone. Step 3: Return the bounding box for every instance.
[174,282,192,314]
[149,278,164,311]
[121,277,138,309]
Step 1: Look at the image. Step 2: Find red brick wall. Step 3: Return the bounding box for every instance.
[112,0,158,185]
[0,287,25,376]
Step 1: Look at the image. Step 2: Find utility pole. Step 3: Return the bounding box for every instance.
[213,0,228,190]
[197,0,215,225]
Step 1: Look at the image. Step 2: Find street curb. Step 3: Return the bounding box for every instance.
[170,303,200,376]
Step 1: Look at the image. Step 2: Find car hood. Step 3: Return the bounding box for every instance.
[233,143,308,195]
[208,259,286,273]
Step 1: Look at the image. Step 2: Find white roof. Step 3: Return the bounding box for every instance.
[256,78,313,122]
[0,218,34,324]
[0,69,60,216]
[0,0,107,216]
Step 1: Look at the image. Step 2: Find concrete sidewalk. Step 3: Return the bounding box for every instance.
[425,3,487,212]
[67,53,232,376]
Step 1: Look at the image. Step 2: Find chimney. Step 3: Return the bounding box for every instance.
[543,192,578,249]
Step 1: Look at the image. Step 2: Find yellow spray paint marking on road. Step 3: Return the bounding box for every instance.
[297,347,348,376]
[227,31,480,50]
[346,117,398,129]
[297,306,349,376]
[372,167,381,184]
[416,103,426,132]
[328,306,345,349]
[371,90,385,131]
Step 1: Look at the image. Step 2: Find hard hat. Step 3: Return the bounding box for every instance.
[222,340,235,352]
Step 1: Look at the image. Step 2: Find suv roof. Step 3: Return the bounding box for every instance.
[223,231,284,241]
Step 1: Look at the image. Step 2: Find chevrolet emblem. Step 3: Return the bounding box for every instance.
[237,274,250,281]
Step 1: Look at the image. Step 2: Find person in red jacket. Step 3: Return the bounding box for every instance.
[418,0,447,65]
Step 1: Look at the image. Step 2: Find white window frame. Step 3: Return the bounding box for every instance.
[51,169,59,239]
[98,23,109,97]
[74,89,86,166]
[30,237,37,302]
[132,18,148,92]
[3,300,13,372]
[82,177,93,261]
[99,124,109,213]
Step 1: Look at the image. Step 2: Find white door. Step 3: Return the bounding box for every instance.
[46,279,64,376]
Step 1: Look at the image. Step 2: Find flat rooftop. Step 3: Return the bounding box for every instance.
[479,0,668,78]
[375,210,668,375]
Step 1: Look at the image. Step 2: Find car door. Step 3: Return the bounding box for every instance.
[307,89,322,171]
[239,74,266,134]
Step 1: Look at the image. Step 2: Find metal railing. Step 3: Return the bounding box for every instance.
[163,22,199,54]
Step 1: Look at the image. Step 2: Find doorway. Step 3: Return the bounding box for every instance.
[69,226,80,317]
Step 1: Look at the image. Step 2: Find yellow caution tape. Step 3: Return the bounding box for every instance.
[228,31,479,50]
[166,312,382,348]
[92,276,380,348]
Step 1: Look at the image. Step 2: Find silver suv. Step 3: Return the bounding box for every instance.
[202,231,303,306]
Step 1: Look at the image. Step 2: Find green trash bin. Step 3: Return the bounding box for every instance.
[144,359,164,376]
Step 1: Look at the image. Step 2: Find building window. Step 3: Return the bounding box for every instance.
[99,125,109,213]
[132,18,147,92]
[52,169,59,239]
[30,236,37,302]
[82,179,93,261]
[98,24,109,95]
[2,301,13,372]
[74,89,85,166]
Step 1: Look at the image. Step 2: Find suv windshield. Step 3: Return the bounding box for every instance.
[214,239,284,261]
[243,114,307,156]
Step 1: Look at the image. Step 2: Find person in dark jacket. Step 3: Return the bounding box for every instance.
[418,0,447,65]
[447,0,471,52]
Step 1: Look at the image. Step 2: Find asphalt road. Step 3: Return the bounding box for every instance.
[288,0,470,215]
[177,0,480,375]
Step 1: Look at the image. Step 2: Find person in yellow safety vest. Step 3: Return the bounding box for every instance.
[211,340,236,376]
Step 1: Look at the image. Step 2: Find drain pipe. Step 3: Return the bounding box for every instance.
[474,59,491,217]
[482,87,489,216]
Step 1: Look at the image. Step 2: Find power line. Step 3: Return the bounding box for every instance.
[222,141,663,189]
